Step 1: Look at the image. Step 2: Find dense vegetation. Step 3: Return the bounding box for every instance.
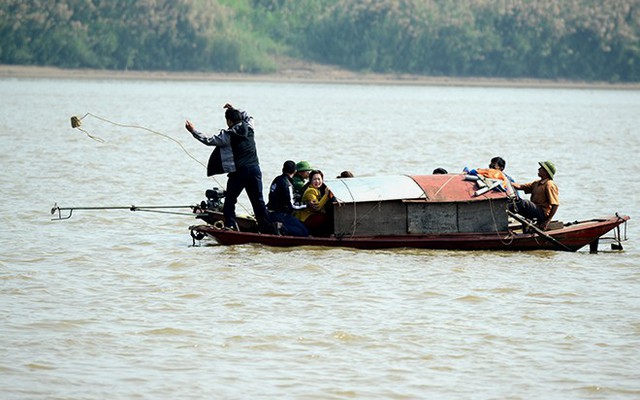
[1,0,638,81]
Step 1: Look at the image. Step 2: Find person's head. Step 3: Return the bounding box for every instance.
[225,108,242,127]
[432,167,448,174]
[337,170,354,178]
[282,160,296,176]
[309,170,324,189]
[296,161,313,179]
[489,156,506,171]
[538,160,556,180]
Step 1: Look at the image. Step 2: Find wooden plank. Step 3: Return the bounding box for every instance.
[334,201,407,236]
[458,200,508,233]
[407,203,458,234]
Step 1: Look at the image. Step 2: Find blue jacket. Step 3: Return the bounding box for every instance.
[268,174,306,214]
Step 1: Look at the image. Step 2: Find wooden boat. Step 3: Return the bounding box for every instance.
[190,174,629,252]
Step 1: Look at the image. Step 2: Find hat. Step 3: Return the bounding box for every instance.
[296,161,313,172]
[538,160,556,179]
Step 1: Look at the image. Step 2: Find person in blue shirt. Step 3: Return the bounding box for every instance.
[267,160,309,236]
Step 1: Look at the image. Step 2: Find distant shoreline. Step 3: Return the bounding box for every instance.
[2,64,639,90]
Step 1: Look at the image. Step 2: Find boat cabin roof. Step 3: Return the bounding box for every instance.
[325,174,507,203]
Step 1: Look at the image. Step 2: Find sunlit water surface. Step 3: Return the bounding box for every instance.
[1,78,639,399]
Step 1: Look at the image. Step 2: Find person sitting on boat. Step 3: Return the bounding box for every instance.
[295,170,334,236]
[510,161,559,230]
[292,160,313,201]
[185,103,272,233]
[267,161,309,237]
[464,156,517,198]
[489,156,519,198]
[336,170,354,178]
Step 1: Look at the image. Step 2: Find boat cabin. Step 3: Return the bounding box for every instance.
[325,174,510,236]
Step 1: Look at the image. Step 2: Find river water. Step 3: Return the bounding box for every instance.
[1,77,639,399]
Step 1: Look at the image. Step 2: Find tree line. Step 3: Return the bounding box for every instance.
[1,0,638,81]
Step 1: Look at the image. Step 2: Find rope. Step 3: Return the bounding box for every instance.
[433,174,459,197]
[337,179,359,237]
[71,113,206,169]
[487,196,514,246]
[70,113,253,216]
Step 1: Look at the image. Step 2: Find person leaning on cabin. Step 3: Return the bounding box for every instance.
[489,156,517,187]
[510,161,559,230]
[336,170,354,178]
[294,170,333,236]
[292,160,313,200]
[185,103,272,233]
[267,160,309,237]
[465,156,518,198]
[490,156,519,198]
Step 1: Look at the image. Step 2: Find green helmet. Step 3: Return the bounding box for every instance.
[538,160,556,179]
[296,160,313,172]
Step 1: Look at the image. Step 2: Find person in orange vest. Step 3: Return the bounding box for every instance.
[465,156,517,198]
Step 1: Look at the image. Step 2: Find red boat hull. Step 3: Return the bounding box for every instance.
[191,215,629,252]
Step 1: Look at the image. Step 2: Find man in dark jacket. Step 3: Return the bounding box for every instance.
[267,160,309,236]
[185,104,271,232]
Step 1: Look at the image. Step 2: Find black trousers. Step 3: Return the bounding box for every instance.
[510,198,546,221]
[223,165,271,232]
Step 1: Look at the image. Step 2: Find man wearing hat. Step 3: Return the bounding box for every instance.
[293,160,313,200]
[511,161,559,230]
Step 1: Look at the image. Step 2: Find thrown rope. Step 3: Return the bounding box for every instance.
[71,113,206,169]
[69,113,252,216]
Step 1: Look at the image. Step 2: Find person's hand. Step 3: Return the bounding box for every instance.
[223,103,234,110]
[309,201,320,211]
[185,120,195,133]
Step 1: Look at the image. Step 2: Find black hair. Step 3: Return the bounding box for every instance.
[302,170,326,195]
[432,167,448,174]
[490,156,506,170]
[283,160,296,174]
[309,170,324,180]
[225,108,242,124]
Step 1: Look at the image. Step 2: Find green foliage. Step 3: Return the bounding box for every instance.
[0,0,638,81]
[0,0,276,72]
[249,0,639,81]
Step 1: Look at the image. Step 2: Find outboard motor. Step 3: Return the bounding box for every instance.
[200,187,226,212]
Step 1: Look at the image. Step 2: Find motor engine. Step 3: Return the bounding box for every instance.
[200,187,226,211]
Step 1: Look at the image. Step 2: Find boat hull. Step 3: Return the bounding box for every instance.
[191,214,629,252]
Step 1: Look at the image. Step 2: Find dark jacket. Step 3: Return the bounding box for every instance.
[190,110,259,176]
[268,174,305,214]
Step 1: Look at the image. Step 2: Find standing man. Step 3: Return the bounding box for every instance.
[511,161,559,230]
[185,103,271,233]
[267,160,309,236]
